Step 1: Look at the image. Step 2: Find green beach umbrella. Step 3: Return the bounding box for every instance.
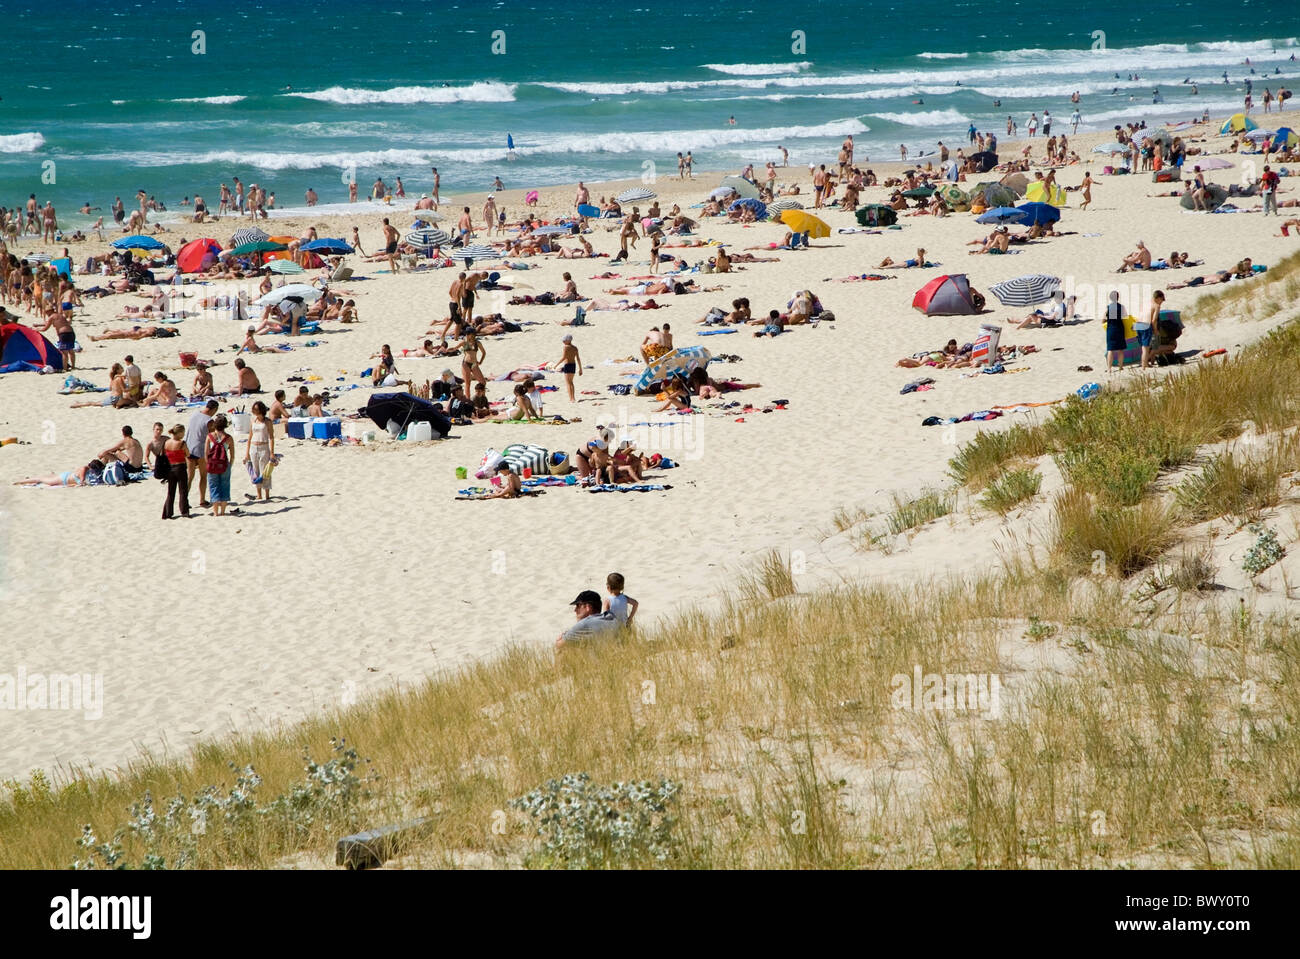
[267,259,304,274]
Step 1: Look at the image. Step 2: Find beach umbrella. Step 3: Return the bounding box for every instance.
[999,172,1029,195]
[779,209,830,238]
[729,198,767,219]
[1147,128,1173,147]
[937,184,969,207]
[635,346,712,394]
[267,259,305,275]
[532,224,572,236]
[577,203,601,218]
[972,182,1017,207]
[1024,181,1067,206]
[1220,113,1257,134]
[407,228,452,248]
[111,234,166,251]
[230,227,269,247]
[254,284,322,307]
[1273,127,1298,147]
[968,151,998,173]
[176,237,221,274]
[719,175,760,200]
[989,274,1061,307]
[975,206,1027,224]
[1015,202,1061,226]
[301,237,354,255]
[410,210,446,223]
[1195,157,1234,170]
[228,240,288,256]
[363,393,451,437]
[452,243,499,263]
[1244,128,1275,142]
[710,186,738,200]
[617,187,656,203]
[765,197,804,213]
[1092,142,1128,155]
[902,186,936,198]
[22,253,51,263]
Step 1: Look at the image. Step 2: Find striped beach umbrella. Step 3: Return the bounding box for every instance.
[729,198,767,219]
[407,228,452,248]
[452,243,499,263]
[989,274,1061,307]
[765,197,804,214]
[617,187,656,203]
[267,259,304,275]
[230,227,269,246]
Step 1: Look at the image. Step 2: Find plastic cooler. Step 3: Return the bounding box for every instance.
[229,412,252,434]
[971,324,1002,366]
[286,418,313,439]
[312,417,342,440]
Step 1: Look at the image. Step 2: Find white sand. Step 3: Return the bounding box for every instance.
[1,120,1295,782]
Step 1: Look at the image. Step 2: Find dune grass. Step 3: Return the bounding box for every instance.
[981,467,1042,516]
[885,488,954,536]
[1182,249,1300,326]
[4,559,1298,870]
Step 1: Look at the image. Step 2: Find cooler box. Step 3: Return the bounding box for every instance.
[312,416,342,440]
[406,421,433,442]
[971,324,1002,367]
[286,418,313,439]
[179,351,198,368]
[229,412,252,435]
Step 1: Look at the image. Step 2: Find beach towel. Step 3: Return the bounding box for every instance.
[698,329,738,335]
[586,484,673,493]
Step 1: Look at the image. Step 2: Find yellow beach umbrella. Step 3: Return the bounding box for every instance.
[1024,181,1068,206]
[780,209,830,238]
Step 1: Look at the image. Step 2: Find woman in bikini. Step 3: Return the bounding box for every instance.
[457,329,487,394]
[70,363,127,408]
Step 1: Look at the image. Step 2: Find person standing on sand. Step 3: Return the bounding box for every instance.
[780,145,789,166]
[243,401,275,502]
[350,225,366,257]
[41,201,57,243]
[161,424,191,520]
[205,414,235,516]
[1104,291,1126,375]
[457,328,487,395]
[813,164,828,207]
[483,195,497,236]
[35,310,76,370]
[554,333,582,402]
[576,181,590,212]
[1070,108,1082,133]
[457,206,474,242]
[431,167,441,208]
[381,218,400,273]
[685,152,694,177]
[1138,291,1164,370]
[185,398,218,507]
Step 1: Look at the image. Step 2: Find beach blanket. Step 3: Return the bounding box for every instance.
[698,329,738,335]
[57,376,106,394]
[586,484,673,493]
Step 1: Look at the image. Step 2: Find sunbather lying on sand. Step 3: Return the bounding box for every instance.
[90,325,180,341]
[878,249,931,269]
[897,339,975,369]
[968,229,1011,254]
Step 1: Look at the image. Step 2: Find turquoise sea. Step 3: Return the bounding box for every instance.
[2,0,1299,224]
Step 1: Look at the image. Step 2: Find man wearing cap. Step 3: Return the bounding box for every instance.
[556,590,621,649]
[185,398,219,507]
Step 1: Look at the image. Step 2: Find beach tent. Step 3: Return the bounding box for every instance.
[912,274,979,316]
[1024,181,1068,206]
[729,198,767,219]
[176,238,222,274]
[364,392,451,438]
[50,257,72,279]
[968,151,998,173]
[1180,183,1229,210]
[1271,127,1298,148]
[1220,113,1257,134]
[0,322,63,373]
[855,204,897,227]
[636,346,711,395]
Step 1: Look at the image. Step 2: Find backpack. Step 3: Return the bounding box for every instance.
[205,433,229,475]
[102,460,126,486]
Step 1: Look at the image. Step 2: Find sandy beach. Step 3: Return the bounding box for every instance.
[2,116,1296,784]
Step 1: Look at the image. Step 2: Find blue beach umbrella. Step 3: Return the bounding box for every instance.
[301,237,354,254]
[1015,202,1061,226]
[111,234,166,250]
[975,206,1027,224]
[729,198,767,218]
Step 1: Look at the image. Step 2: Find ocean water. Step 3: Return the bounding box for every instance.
[3,0,1299,225]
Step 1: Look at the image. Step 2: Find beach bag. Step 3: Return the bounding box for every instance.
[153,456,169,482]
[102,460,126,486]
[205,434,229,475]
[475,448,505,479]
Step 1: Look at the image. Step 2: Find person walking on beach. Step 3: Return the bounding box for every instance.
[205,414,235,515]
[677,153,686,179]
[35,309,76,370]
[185,398,218,507]
[244,401,275,503]
[1027,113,1038,137]
[1042,110,1052,135]
[161,424,191,520]
[1260,164,1280,215]
[483,195,497,236]
[685,152,694,177]
[1070,108,1082,134]
[1080,171,1095,210]
[431,167,441,207]
[350,225,366,257]
[554,334,582,402]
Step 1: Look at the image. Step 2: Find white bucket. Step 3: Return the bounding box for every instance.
[386,419,403,438]
[230,412,252,435]
[406,421,433,442]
